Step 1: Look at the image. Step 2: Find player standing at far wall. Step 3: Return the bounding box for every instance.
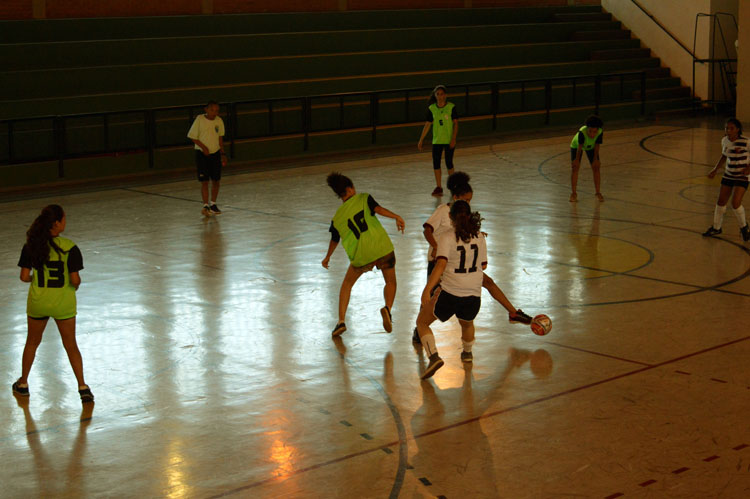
[187,101,227,216]
[418,85,459,197]
[703,118,750,241]
[569,115,604,203]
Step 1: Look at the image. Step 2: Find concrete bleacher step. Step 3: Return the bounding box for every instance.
[590,48,651,60]
[644,67,671,78]
[0,57,663,121]
[0,5,603,43]
[1,39,643,102]
[632,86,692,100]
[570,29,631,41]
[554,12,612,22]
[1,21,624,71]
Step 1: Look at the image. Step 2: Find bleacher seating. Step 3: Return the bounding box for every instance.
[0,4,693,188]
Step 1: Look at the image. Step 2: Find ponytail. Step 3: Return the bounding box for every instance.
[26,204,65,269]
[450,200,482,243]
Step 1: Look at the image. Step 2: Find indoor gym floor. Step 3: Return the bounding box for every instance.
[1,122,749,498]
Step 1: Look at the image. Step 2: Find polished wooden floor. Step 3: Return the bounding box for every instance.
[2,123,749,498]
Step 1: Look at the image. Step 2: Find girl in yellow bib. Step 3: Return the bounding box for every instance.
[13,205,93,403]
[418,85,459,196]
[322,173,405,338]
[570,115,604,202]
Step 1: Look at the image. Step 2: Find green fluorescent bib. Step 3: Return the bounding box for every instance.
[429,102,455,145]
[570,125,602,150]
[332,193,394,267]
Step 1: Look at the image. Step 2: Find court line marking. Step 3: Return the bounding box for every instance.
[639,126,715,167]
[209,334,750,497]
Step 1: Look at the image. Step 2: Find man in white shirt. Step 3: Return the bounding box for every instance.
[187,101,227,215]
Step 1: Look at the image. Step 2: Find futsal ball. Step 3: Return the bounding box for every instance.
[531,314,552,336]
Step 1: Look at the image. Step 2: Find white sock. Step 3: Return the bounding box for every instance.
[713,204,727,229]
[733,206,747,228]
[462,340,475,353]
[422,333,438,357]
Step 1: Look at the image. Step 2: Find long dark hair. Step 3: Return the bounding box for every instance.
[447,171,472,198]
[450,200,482,243]
[26,204,65,269]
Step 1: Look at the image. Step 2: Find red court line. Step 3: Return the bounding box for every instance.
[212,334,750,497]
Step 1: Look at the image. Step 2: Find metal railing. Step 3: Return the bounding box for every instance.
[0,70,647,176]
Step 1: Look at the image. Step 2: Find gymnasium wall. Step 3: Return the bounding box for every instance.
[601,0,739,103]
[0,0,601,19]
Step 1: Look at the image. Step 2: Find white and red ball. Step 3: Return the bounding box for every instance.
[530,314,552,336]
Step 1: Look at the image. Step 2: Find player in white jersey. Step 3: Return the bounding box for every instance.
[416,200,487,379]
[413,172,532,344]
[703,118,750,241]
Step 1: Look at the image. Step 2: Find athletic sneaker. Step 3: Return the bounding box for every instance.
[460,351,473,363]
[202,205,212,216]
[509,309,532,325]
[741,225,750,242]
[421,353,444,380]
[412,326,421,344]
[79,386,94,403]
[595,192,605,202]
[702,226,722,237]
[380,307,392,333]
[569,192,577,202]
[331,322,347,337]
[12,381,29,397]
[431,186,443,196]
[209,204,222,215]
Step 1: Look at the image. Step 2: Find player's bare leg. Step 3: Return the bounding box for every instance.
[459,318,475,363]
[337,265,363,325]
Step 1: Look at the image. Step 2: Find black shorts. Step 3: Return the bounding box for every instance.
[570,148,596,164]
[433,289,481,322]
[196,150,222,182]
[353,251,396,274]
[432,144,455,170]
[720,177,749,189]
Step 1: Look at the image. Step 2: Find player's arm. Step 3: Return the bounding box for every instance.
[70,271,81,290]
[219,137,227,165]
[321,240,338,269]
[450,118,458,149]
[423,224,438,259]
[190,139,209,156]
[592,143,601,168]
[708,155,726,178]
[421,258,446,305]
[322,222,340,269]
[19,267,31,283]
[418,121,432,151]
[374,205,405,233]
